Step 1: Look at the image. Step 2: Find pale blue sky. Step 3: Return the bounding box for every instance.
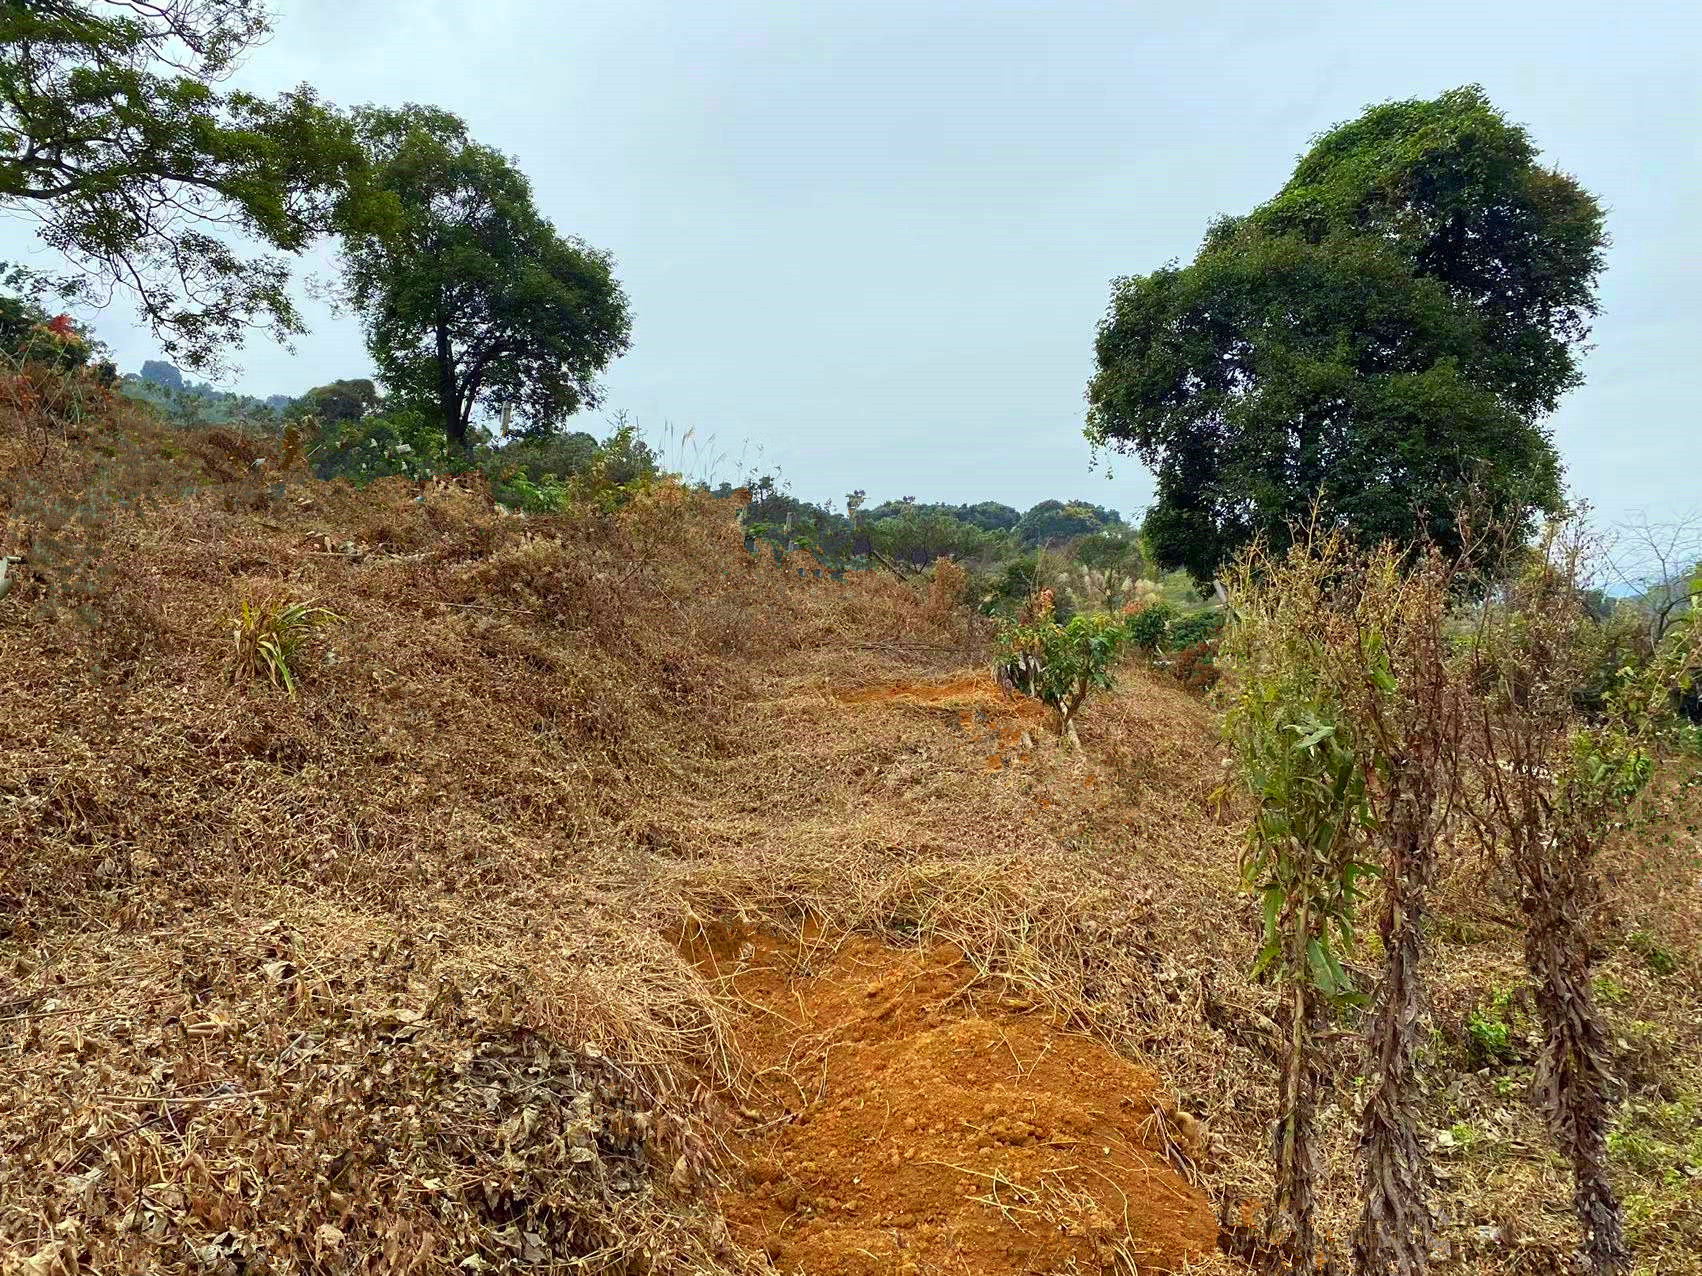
[4,0,1696,522]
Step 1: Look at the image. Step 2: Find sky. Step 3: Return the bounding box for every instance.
[3,0,1697,523]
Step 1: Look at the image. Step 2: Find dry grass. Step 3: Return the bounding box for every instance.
[0,407,1697,1274]
[0,410,944,1274]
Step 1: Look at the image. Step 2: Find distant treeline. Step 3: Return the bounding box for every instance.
[726,478,1126,568]
[118,360,296,424]
[116,360,1132,557]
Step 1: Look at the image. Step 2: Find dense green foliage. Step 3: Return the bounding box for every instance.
[1124,600,1174,652]
[292,379,381,425]
[1088,86,1603,584]
[1168,608,1226,651]
[302,403,658,513]
[0,269,106,375]
[1222,594,1376,1013]
[338,105,631,447]
[863,499,1021,533]
[1014,499,1122,547]
[0,0,365,368]
[307,404,453,484]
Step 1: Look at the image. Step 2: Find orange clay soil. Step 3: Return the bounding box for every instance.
[691,929,1218,1275]
[832,672,1055,773]
[832,671,1048,719]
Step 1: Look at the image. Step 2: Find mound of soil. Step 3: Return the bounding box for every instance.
[832,671,1047,719]
[697,931,1217,1275]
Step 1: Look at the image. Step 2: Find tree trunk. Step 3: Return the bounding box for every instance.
[435,321,465,446]
[1058,682,1090,749]
[1517,829,1628,1275]
[1272,916,1335,1274]
[1354,771,1435,1276]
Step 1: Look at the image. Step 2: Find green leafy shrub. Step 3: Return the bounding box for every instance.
[494,431,598,484]
[493,468,571,513]
[1122,603,1223,694]
[1169,608,1226,650]
[482,424,657,513]
[994,591,1128,741]
[551,422,660,514]
[309,408,455,484]
[1571,600,1655,716]
[1124,600,1175,651]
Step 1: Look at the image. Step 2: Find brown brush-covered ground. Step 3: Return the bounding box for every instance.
[0,410,1698,1275]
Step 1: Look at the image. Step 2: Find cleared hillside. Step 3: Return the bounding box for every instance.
[1,416,1698,1275]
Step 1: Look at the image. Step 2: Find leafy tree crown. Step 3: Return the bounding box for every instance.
[1087,86,1602,584]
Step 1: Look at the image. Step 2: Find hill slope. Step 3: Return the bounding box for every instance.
[1,415,1698,1275]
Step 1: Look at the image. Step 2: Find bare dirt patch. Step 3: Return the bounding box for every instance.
[832,670,1046,719]
[692,928,1218,1275]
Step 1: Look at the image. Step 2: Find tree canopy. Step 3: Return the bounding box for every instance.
[863,499,1023,534]
[339,105,632,447]
[292,378,380,425]
[1087,86,1605,584]
[1014,499,1122,547]
[0,0,365,368]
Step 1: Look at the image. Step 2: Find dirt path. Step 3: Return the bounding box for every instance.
[680,668,1222,1274]
[694,928,1217,1275]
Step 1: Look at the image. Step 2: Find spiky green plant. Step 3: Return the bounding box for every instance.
[231,598,340,695]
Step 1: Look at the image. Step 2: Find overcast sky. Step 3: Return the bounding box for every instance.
[4,0,1696,522]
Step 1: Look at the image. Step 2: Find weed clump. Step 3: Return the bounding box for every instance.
[229,596,340,695]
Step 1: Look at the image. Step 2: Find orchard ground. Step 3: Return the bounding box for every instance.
[0,411,1698,1274]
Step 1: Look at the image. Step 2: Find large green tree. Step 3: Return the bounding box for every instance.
[0,0,364,368]
[291,377,379,425]
[1014,499,1122,548]
[339,106,631,448]
[1087,86,1605,584]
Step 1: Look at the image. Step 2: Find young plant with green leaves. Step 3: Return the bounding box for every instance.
[1124,599,1175,653]
[993,590,1128,745]
[1222,523,1486,1276]
[231,598,340,696]
[1220,543,1378,1273]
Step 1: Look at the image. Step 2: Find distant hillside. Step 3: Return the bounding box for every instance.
[120,359,295,425]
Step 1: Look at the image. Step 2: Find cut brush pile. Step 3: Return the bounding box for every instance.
[0,410,959,1274]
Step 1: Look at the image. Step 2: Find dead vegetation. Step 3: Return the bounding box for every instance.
[0,408,1698,1275]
